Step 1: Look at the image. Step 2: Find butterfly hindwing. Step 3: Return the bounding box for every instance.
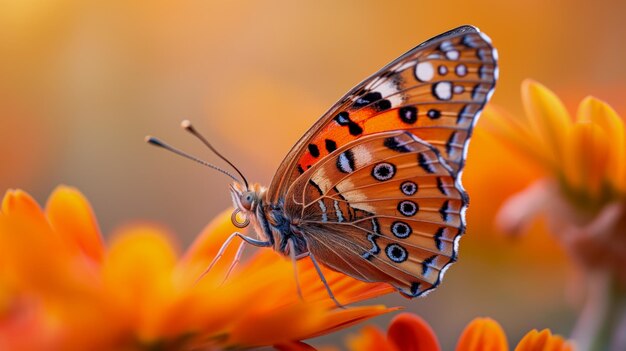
[284,131,467,297]
[269,25,497,204]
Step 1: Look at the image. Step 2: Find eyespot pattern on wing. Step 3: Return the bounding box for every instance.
[284,131,468,297]
[267,25,497,298]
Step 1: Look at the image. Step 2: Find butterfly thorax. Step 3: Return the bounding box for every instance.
[230,182,309,257]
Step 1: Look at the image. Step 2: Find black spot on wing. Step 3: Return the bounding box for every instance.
[348,123,363,136]
[308,143,320,158]
[398,200,418,217]
[436,177,447,195]
[427,109,441,119]
[354,92,383,108]
[353,91,392,112]
[439,200,450,222]
[445,131,457,155]
[308,179,323,196]
[325,139,337,153]
[408,282,421,297]
[417,153,434,174]
[434,227,444,251]
[422,255,437,275]
[374,99,392,111]
[399,106,417,124]
[384,137,411,153]
[334,111,363,136]
[457,104,468,124]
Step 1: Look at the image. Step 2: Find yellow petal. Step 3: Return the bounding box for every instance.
[45,186,104,263]
[456,318,509,351]
[577,96,626,193]
[522,79,572,168]
[101,226,178,342]
[563,122,610,199]
[514,329,573,351]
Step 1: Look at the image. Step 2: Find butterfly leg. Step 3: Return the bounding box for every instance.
[287,237,307,301]
[309,251,345,309]
[195,232,271,284]
[219,240,246,285]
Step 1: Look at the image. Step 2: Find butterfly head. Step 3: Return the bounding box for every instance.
[229,182,266,228]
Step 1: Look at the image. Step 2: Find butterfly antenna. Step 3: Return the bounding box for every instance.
[145,136,242,184]
[181,120,250,190]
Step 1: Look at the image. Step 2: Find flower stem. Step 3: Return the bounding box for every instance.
[571,270,626,351]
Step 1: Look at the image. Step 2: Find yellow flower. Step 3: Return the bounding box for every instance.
[482,80,626,351]
[0,186,394,350]
[485,79,625,212]
[342,313,573,351]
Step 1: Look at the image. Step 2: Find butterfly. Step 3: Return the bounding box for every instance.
[148,25,498,305]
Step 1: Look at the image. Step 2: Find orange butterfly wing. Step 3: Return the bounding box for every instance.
[267,25,497,297]
[284,131,466,297]
[268,25,497,204]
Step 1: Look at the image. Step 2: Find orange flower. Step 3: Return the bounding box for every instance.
[344,313,573,351]
[0,186,394,350]
[482,80,626,351]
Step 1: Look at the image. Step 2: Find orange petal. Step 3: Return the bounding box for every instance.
[577,96,626,193]
[306,305,396,340]
[101,226,179,342]
[45,186,104,263]
[514,329,574,351]
[347,325,397,351]
[521,79,572,167]
[0,189,88,294]
[456,318,509,351]
[480,105,548,168]
[177,208,242,283]
[1,189,43,218]
[387,313,441,351]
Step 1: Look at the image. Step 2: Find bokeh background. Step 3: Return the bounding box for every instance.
[2,0,625,348]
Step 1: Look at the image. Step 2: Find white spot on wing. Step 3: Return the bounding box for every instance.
[455,64,467,77]
[375,80,403,107]
[351,144,374,168]
[333,200,344,222]
[478,32,493,45]
[445,50,460,60]
[415,61,435,82]
[337,152,354,173]
[318,200,328,222]
[311,168,332,193]
[440,40,453,51]
[434,81,452,100]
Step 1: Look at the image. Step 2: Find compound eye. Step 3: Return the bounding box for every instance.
[240,192,254,210]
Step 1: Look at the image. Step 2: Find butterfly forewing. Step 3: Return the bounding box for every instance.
[284,131,467,297]
[269,25,497,204]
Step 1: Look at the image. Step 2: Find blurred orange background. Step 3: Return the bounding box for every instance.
[2,0,625,348]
